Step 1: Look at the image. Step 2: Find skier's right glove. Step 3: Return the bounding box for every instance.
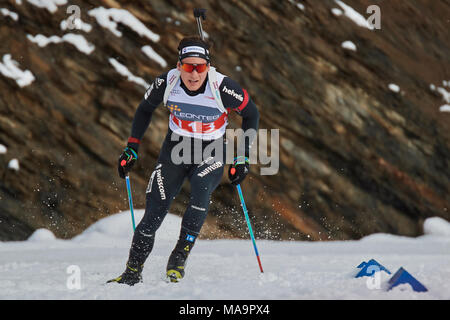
[118,146,138,179]
[228,156,250,185]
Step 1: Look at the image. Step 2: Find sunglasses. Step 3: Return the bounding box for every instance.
[180,63,208,73]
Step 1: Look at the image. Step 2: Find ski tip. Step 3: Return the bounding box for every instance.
[105,276,122,284]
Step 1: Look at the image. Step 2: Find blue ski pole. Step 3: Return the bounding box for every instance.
[124,173,136,231]
[236,184,264,273]
[120,159,136,231]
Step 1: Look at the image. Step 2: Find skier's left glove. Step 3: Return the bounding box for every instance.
[118,146,138,179]
[228,156,250,185]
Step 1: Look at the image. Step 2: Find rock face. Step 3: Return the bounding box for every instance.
[0,0,449,241]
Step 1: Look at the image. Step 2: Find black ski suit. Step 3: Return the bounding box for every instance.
[125,68,259,267]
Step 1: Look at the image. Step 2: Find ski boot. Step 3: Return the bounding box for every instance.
[107,263,143,286]
[107,228,155,286]
[166,232,196,282]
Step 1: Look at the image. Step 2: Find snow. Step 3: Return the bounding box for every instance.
[423,217,450,237]
[88,7,160,42]
[288,0,305,11]
[331,8,343,16]
[436,87,450,103]
[25,0,67,13]
[334,0,374,30]
[1,8,19,21]
[27,34,61,47]
[108,58,150,89]
[61,34,95,54]
[388,83,401,93]
[7,158,19,171]
[27,33,95,55]
[430,82,450,112]
[28,229,56,241]
[0,54,35,87]
[141,45,167,68]
[0,210,449,300]
[0,144,6,154]
[341,40,357,51]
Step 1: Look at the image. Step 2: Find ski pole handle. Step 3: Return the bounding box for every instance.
[194,8,207,19]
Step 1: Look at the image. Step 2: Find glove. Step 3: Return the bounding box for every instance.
[228,156,250,185]
[118,146,138,179]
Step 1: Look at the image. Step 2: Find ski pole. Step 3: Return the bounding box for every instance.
[121,159,136,231]
[236,184,264,273]
[124,174,136,231]
[193,8,207,40]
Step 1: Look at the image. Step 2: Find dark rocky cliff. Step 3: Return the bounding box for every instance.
[0,0,449,241]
